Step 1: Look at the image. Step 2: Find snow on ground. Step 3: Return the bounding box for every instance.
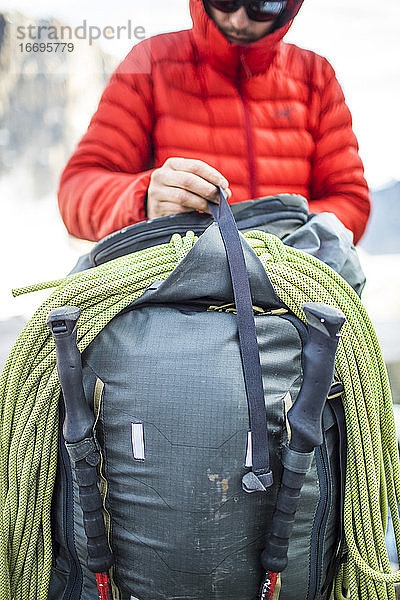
[0,171,93,321]
[358,249,400,363]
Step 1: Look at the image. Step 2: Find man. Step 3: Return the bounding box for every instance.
[58,0,370,243]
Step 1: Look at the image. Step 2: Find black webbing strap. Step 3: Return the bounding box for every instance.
[208,189,273,490]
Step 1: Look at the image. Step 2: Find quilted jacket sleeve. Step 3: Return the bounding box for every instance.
[58,42,154,241]
[308,57,370,244]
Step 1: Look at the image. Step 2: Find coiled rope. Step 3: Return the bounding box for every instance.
[0,230,399,600]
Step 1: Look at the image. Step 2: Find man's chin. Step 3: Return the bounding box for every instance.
[225,34,254,44]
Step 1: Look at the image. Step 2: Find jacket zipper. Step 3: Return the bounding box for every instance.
[93,223,209,264]
[238,51,257,200]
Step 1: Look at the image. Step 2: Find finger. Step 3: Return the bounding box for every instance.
[207,185,233,204]
[148,187,213,219]
[163,187,211,212]
[149,201,194,219]
[160,170,224,202]
[166,157,229,190]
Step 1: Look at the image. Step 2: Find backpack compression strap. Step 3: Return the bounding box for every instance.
[208,189,279,490]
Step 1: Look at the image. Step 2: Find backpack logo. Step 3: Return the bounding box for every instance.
[274,106,294,122]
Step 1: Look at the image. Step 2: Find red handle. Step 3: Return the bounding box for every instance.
[96,572,113,600]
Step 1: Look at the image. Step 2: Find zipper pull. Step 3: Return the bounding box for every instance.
[240,51,252,80]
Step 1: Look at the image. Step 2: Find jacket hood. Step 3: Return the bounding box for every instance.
[189,0,304,77]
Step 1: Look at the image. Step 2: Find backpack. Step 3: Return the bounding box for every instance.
[1,195,398,600]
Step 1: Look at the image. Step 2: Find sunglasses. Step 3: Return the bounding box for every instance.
[206,0,287,22]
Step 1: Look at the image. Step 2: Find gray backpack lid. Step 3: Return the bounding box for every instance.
[136,223,284,310]
[284,212,365,296]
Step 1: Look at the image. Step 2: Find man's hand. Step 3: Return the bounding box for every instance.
[147,157,231,219]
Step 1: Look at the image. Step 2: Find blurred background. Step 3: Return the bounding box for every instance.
[0,0,399,400]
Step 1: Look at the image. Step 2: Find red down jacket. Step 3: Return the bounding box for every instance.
[58,0,370,243]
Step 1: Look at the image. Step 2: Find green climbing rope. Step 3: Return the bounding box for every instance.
[0,229,399,600]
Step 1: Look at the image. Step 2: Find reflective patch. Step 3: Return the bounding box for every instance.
[284,391,293,440]
[130,597,141,600]
[131,423,145,460]
[245,431,252,467]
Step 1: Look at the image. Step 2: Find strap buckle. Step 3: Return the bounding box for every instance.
[242,470,274,493]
